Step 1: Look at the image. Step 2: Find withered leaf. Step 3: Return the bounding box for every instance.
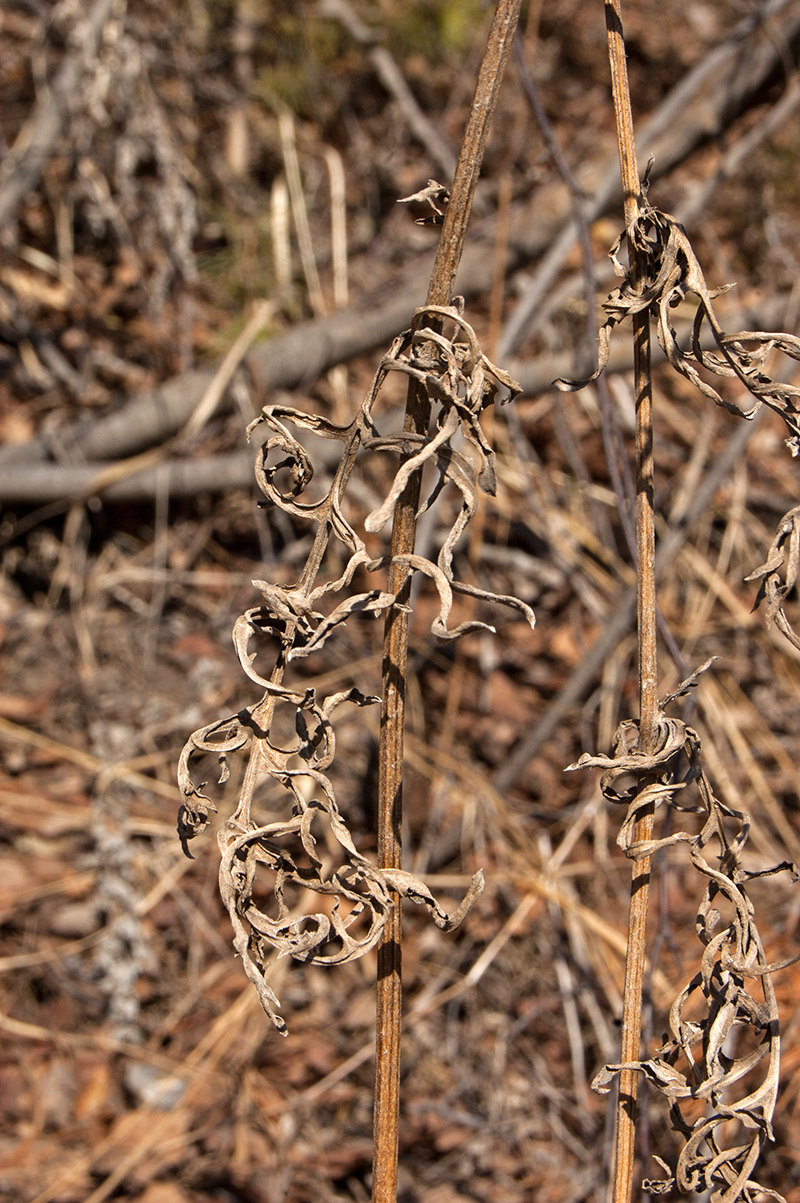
[178,302,527,1033]
[556,199,800,455]
[577,663,790,1202]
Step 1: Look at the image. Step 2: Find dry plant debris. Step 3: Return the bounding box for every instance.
[2,3,800,1202]
[570,660,797,1201]
[747,505,800,653]
[555,2,800,1194]
[558,175,800,454]
[178,301,533,1034]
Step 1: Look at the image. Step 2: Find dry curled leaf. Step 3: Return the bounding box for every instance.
[178,680,486,1034]
[249,301,534,645]
[569,663,797,1203]
[559,163,800,655]
[177,302,531,1032]
[746,505,800,652]
[557,176,800,455]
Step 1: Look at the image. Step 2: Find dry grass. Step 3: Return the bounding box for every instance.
[2,2,800,1202]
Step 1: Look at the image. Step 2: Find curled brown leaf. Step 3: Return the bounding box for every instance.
[178,302,525,1032]
[746,504,800,652]
[572,665,795,1202]
[557,188,800,454]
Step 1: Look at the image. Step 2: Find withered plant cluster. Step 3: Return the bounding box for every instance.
[178,5,530,1199]
[177,299,532,1034]
[570,662,795,1201]
[174,2,800,1201]
[552,4,800,1201]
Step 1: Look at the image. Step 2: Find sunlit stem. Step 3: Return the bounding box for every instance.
[372,3,524,1200]
[604,4,658,1202]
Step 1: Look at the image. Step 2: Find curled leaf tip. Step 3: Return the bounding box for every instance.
[398,179,450,225]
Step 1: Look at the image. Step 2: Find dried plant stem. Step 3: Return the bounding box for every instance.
[372,3,523,1199]
[604,4,657,1202]
[373,486,420,1203]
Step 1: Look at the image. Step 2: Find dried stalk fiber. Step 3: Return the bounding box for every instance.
[372,7,523,1199]
[177,301,533,1034]
[597,7,659,1202]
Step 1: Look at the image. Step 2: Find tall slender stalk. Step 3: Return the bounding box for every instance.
[603,4,657,1201]
[372,4,523,1200]
[549,9,800,1198]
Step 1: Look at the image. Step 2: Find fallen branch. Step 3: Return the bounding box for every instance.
[0,451,254,504]
[0,296,792,504]
[2,4,798,472]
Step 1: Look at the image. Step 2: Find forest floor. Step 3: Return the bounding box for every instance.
[2,2,800,1201]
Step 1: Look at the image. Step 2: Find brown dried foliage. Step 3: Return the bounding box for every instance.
[177,300,533,1034]
[559,113,800,1203]
[570,660,797,1201]
[558,174,800,455]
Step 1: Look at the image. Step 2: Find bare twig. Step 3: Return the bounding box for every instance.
[278,110,327,318]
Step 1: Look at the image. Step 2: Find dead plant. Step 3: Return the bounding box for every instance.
[175,299,531,1032]
[178,3,525,1199]
[557,3,800,1201]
